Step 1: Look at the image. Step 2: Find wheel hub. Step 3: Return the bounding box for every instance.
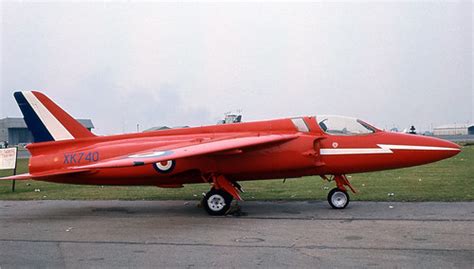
[331,191,347,208]
[207,194,226,211]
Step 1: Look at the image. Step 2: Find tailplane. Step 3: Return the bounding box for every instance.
[14,91,96,143]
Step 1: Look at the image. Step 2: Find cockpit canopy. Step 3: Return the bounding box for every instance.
[316,115,377,135]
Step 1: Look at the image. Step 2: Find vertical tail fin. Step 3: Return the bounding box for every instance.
[14,91,96,143]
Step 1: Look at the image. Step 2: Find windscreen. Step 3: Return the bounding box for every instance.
[316,115,376,135]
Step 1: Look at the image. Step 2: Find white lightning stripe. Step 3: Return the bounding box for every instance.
[22,91,74,141]
[320,148,389,155]
[378,144,459,151]
[320,144,459,155]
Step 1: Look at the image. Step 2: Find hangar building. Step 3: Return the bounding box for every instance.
[143,126,189,132]
[0,117,94,145]
[433,123,474,136]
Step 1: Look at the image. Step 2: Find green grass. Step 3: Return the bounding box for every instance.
[0,145,472,201]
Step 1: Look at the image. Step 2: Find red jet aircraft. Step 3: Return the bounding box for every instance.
[2,91,460,215]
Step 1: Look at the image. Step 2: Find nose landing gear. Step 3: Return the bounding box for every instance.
[327,188,349,209]
[322,174,356,209]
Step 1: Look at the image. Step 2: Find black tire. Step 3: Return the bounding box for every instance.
[327,188,350,209]
[202,189,233,216]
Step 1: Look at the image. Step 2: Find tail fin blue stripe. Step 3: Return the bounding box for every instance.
[14,92,54,143]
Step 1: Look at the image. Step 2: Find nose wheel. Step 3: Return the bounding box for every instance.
[202,188,233,216]
[322,174,355,209]
[327,188,350,209]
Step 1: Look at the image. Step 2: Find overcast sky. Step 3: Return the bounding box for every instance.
[1,1,472,134]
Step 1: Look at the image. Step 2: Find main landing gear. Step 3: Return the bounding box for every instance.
[322,175,356,209]
[202,174,242,216]
[202,188,233,216]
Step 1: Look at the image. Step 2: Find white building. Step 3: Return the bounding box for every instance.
[433,123,474,136]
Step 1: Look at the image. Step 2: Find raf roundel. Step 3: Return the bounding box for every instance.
[153,160,176,174]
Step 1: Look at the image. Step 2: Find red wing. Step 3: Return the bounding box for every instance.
[70,134,298,170]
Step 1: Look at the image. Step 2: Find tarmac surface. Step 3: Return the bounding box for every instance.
[0,200,473,268]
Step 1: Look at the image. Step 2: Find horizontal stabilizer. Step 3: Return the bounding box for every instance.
[1,169,91,181]
[0,173,32,180]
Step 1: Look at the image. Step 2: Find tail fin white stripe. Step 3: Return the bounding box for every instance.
[22,91,74,141]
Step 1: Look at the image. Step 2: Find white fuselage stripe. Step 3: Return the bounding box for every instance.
[22,92,74,141]
[320,148,391,155]
[378,144,459,151]
[320,144,459,155]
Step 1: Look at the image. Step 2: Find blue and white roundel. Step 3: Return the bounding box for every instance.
[153,160,176,173]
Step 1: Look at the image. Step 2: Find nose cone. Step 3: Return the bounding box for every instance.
[412,135,461,162]
[383,133,461,168]
[437,139,461,159]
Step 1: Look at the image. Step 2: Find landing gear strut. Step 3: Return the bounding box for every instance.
[202,174,242,216]
[322,174,356,209]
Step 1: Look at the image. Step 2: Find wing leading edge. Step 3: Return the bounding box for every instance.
[70,134,298,170]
